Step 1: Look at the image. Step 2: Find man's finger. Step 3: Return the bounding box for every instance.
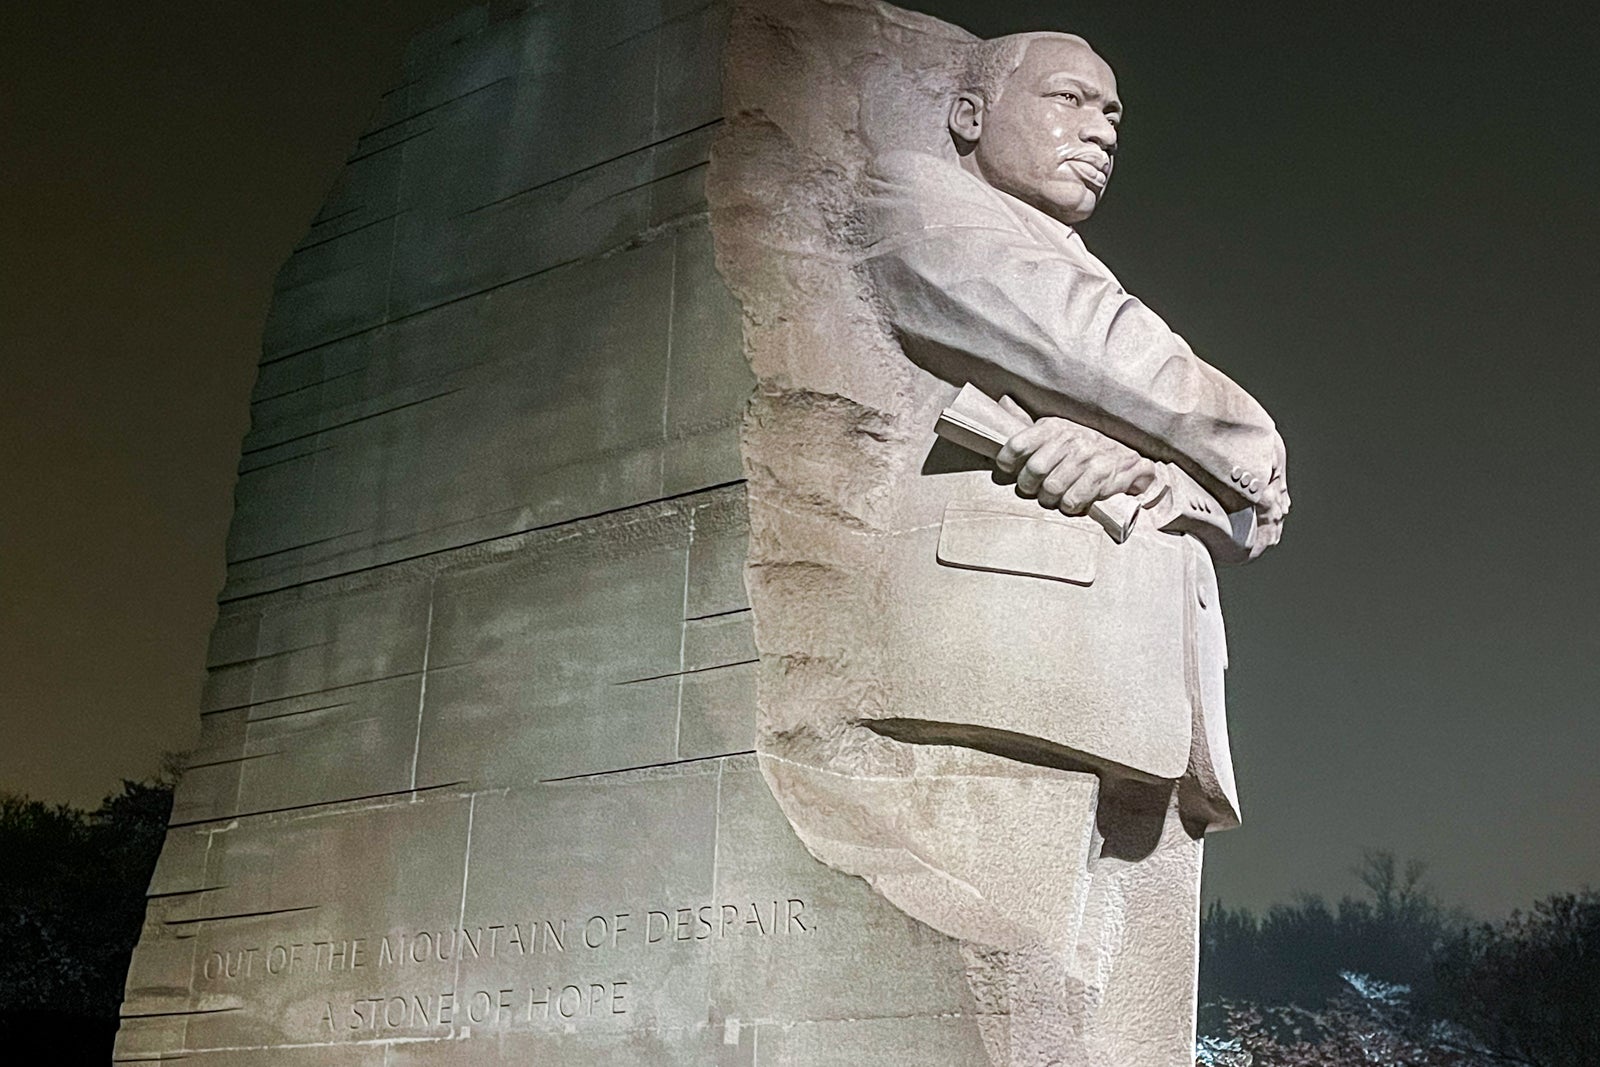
[995,422,1050,473]
[1054,474,1096,515]
[1126,461,1157,497]
[1056,457,1115,515]
[1037,456,1085,508]
[1016,437,1073,496]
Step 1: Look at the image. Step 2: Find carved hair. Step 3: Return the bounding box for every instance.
[960,31,1091,106]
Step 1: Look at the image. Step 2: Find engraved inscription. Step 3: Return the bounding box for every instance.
[318,981,631,1034]
[192,896,813,1035]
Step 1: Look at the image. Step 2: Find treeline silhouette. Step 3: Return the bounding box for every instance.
[0,775,1595,1066]
[0,770,174,1060]
[1199,852,1600,1065]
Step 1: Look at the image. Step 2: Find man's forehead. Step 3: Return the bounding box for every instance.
[1015,36,1117,99]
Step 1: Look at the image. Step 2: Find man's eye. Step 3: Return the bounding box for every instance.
[1053,92,1080,105]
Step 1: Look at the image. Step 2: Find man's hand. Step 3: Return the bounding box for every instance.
[1247,432,1291,559]
[993,401,1158,517]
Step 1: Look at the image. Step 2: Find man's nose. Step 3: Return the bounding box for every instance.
[1081,114,1117,154]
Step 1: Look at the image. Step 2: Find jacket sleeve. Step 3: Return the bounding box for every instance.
[861,157,1283,511]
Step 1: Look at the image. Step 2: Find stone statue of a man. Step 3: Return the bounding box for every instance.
[718,14,1290,1065]
[871,31,1289,563]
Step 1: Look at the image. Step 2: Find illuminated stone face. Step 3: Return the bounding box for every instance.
[963,35,1122,226]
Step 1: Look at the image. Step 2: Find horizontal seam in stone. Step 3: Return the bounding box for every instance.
[216,481,746,608]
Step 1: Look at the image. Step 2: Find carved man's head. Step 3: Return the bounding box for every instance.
[950,33,1121,226]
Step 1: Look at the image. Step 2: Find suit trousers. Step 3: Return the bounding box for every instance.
[962,776,1204,1067]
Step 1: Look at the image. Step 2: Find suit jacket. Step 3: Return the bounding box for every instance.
[849,150,1288,830]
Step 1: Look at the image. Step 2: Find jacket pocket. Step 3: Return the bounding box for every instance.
[935,499,1100,585]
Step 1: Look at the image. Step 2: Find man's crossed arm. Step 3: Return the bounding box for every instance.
[863,149,1290,554]
[993,402,1285,562]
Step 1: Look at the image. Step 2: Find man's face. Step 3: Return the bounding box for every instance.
[964,37,1121,226]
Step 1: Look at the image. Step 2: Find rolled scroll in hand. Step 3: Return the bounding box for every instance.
[935,383,1142,544]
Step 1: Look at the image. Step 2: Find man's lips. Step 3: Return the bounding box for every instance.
[1060,157,1110,190]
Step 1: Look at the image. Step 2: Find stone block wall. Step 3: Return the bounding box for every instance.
[116,2,1001,1064]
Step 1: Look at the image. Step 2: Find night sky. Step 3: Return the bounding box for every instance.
[2,1,1595,917]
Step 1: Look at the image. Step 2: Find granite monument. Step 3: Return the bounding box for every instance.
[117,1,1288,1064]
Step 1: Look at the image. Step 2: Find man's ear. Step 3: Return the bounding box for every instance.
[948,92,984,153]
